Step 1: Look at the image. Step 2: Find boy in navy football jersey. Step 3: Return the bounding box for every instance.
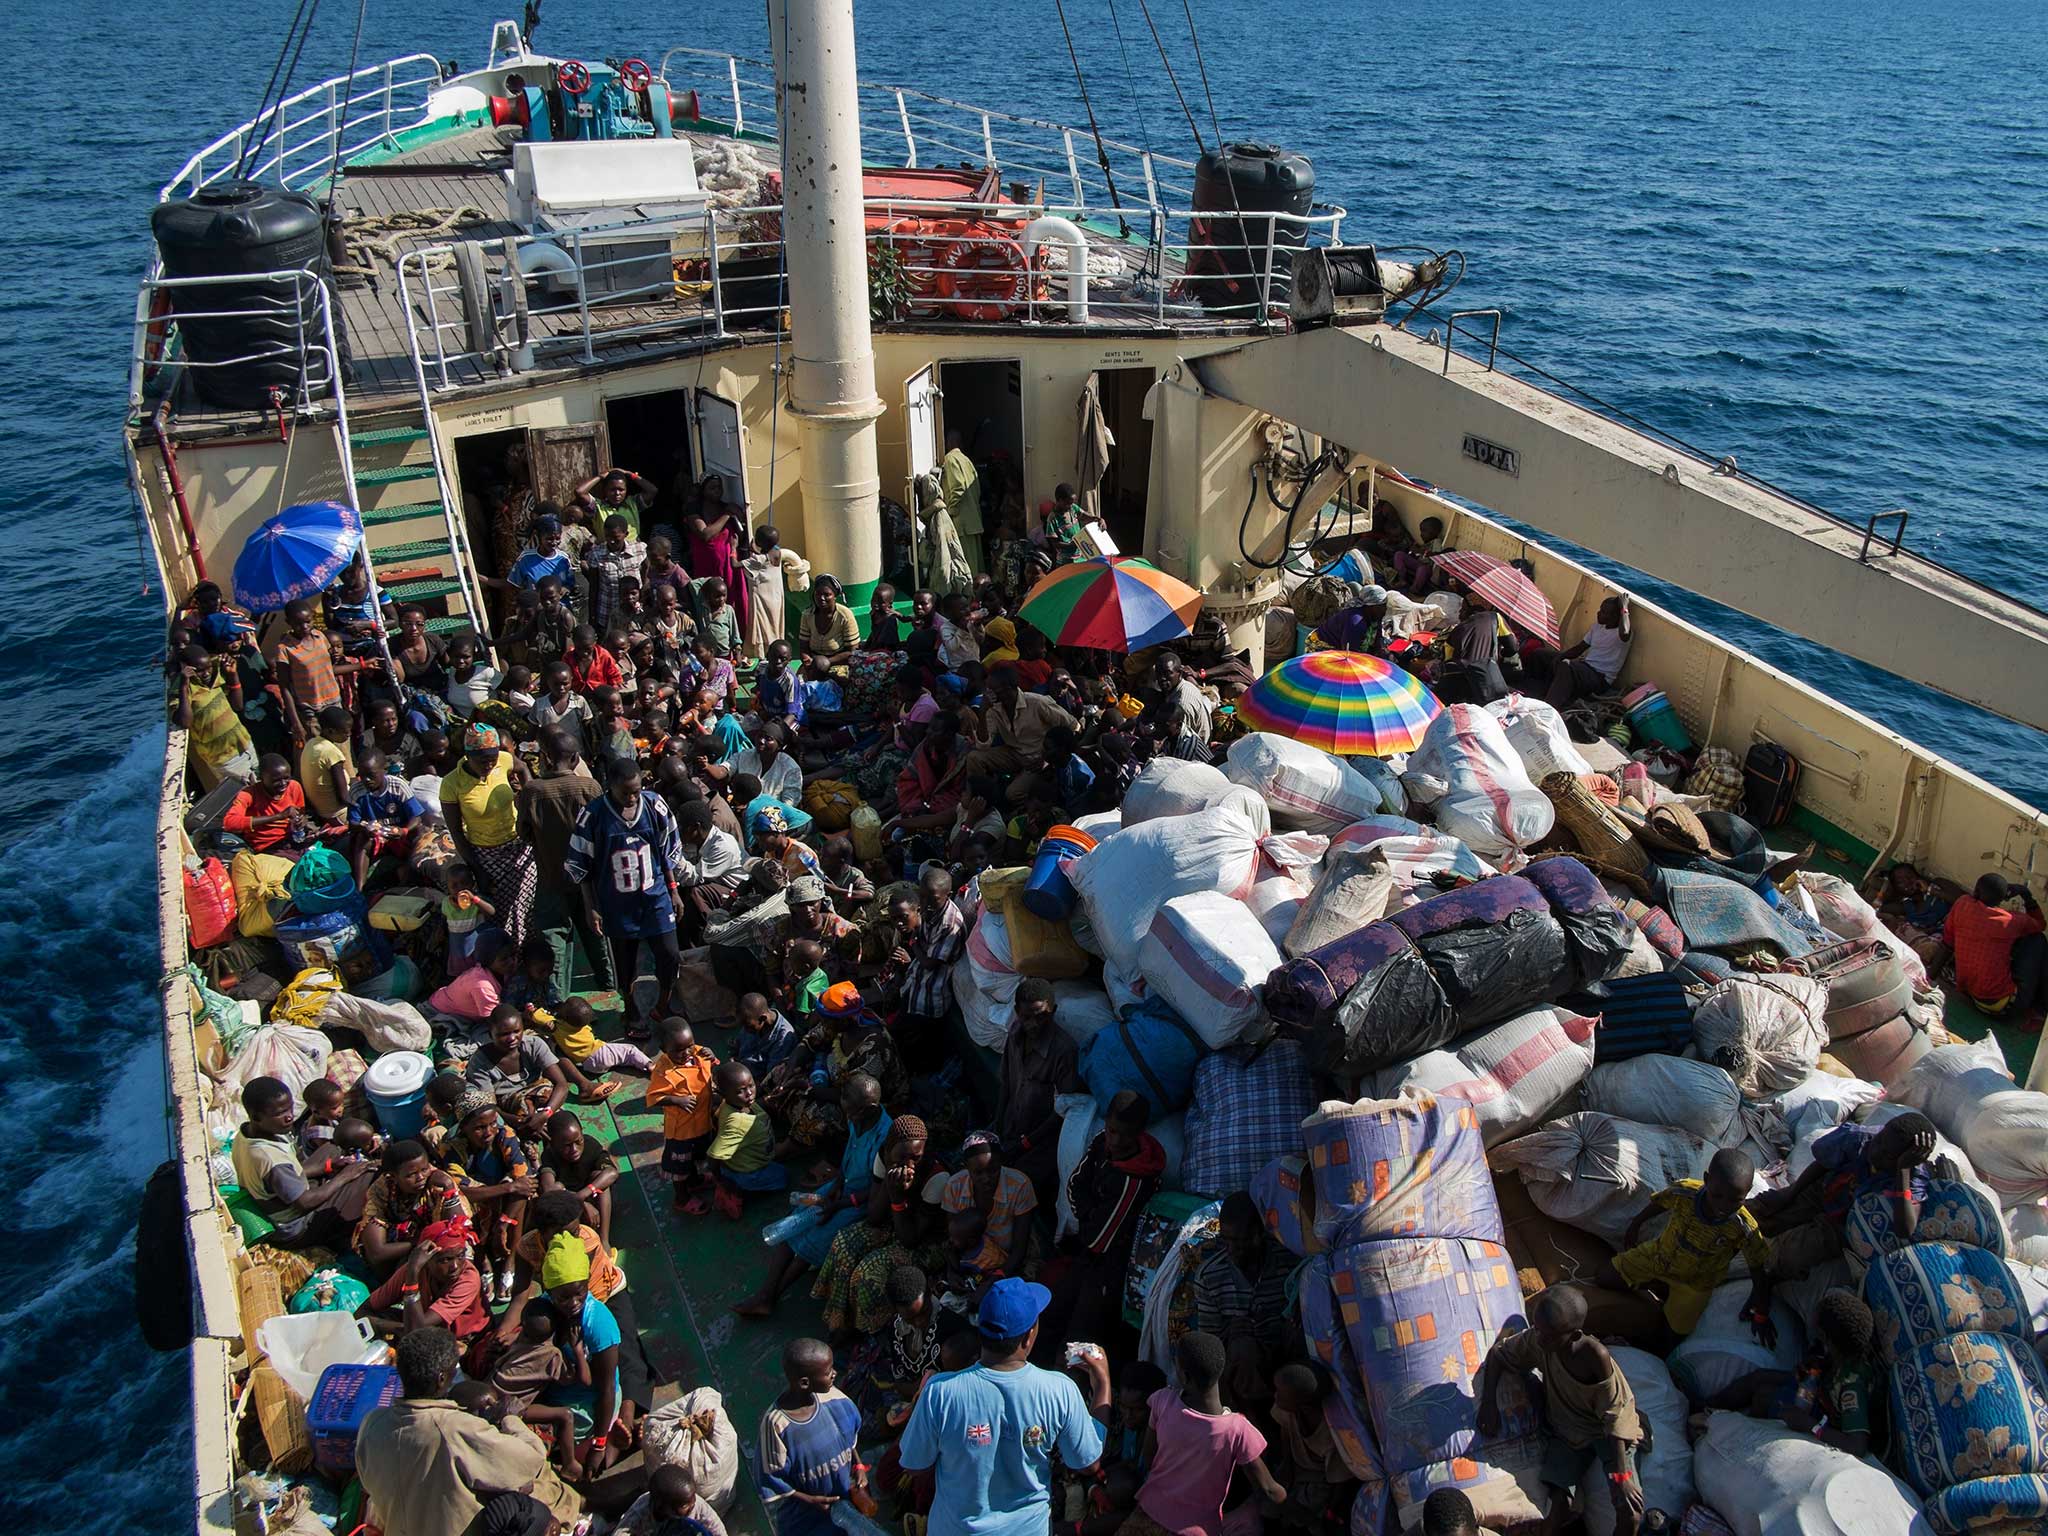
[561,757,688,1028]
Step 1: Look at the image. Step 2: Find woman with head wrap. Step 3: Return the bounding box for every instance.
[498,1190,658,1423]
[440,721,538,946]
[539,1229,634,1475]
[442,1087,538,1301]
[809,1113,949,1340]
[362,1214,489,1340]
[939,1131,1040,1269]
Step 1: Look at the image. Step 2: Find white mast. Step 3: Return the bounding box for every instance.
[768,0,884,600]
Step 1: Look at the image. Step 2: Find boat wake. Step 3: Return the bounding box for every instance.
[0,727,189,1532]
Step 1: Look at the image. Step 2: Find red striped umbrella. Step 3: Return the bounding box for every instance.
[1433,550,1560,647]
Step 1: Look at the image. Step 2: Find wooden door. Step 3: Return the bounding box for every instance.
[526,422,613,508]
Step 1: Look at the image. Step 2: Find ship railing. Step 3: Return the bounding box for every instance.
[128,268,345,416]
[157,52,448,206]
[397,195,1345,390]
[657,46,1198,214]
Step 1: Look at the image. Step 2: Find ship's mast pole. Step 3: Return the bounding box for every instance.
[768,0,885,608]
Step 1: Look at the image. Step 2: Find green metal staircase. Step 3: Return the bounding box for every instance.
[344,416,484,637]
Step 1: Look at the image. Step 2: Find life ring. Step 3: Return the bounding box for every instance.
[933,231,1027,322]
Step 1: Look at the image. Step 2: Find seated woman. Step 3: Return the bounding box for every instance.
[353,1137,467,1279]
[759,983,910,1161]
[496,1188,655,1429]
[888,712,968,849]
[734,1071,893,1318]
[441,1088,539,1303]
[359,1214,489,1344]
[230,1076,379,1250]
[464,1003,573,1140]
[939,1132,1041,1276]
[810,1115,948,1342]
[537,1234,634,1480]
[798,576,862,672]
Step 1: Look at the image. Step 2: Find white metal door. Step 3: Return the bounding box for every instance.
[903,364,942,579]
[904,363,941,485]
[694,389,747,507]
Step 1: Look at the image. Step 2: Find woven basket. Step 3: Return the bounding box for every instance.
[1541,772,1650,877]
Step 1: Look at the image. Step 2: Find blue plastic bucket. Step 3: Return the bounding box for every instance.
[1021,825,1098,921]
[362,1050,432,1138]
[1627,690,1694,754]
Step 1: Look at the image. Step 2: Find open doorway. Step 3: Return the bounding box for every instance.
[605,389,694,526]
[939,359,1024,506]
[1095,366,1154,555]
[451,427,529,586]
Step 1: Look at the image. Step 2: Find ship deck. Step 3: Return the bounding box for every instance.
[163,120,1213,432]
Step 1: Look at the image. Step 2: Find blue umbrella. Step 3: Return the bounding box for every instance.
[233,500,364,613]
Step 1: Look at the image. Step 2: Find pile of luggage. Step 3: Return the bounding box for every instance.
[950,695,2048,1536]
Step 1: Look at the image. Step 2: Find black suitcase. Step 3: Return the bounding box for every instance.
[1742,741,1802,827]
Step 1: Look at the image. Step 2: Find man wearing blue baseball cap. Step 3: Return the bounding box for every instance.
[899,1276,1111,1534]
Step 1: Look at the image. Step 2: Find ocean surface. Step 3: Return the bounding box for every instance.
[2,0,2043,1524]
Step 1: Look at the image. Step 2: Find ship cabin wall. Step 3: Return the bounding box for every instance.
[134,429,352,615]
[424,330,1244,581]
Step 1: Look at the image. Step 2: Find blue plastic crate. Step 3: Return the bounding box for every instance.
[306,1362,399,1476]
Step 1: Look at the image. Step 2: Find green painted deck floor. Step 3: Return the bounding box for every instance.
[560,988,821,1536]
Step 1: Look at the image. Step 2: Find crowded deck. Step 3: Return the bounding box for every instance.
[137,17,2048,1536]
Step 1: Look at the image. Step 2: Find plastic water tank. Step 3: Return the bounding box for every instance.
[1186,143,1315,314]
[150,180,348,409]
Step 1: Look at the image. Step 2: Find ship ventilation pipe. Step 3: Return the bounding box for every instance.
[1022,217,1090,323]
[516,242,578,283]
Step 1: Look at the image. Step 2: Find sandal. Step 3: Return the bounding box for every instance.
[577,1080,623,1103]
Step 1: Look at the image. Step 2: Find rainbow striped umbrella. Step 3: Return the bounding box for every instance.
[1018,556,1203,652]
[1241,649,1442,756]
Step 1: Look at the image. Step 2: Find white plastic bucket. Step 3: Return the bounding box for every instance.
[363,1050,434,1138]
[257,1311,384,1402]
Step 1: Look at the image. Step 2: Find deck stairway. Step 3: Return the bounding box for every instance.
[342,415,485,638]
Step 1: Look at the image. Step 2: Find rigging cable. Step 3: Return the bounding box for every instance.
[244,0,327,183]
[1181,0,1226,149]
[1103,0,1157,162]
[321,0,372,212]
[234,0,317,177]
[1131,0,1204,155]
[1051,0,1132,237]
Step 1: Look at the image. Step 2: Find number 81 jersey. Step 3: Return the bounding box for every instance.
[562,789,686,937]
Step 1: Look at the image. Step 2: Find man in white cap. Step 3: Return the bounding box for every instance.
[899,1276,1111,1534]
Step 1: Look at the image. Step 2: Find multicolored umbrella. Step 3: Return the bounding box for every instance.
[1433,549,1559,647]
[1019,556,1203,652]
[1240,649,1442,756]
[232,499,363,613]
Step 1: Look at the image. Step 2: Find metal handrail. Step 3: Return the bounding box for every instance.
[157,51,446,204]
[392,193,1347,390]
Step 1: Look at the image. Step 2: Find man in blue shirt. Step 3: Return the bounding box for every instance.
[899,1276,1111,1535]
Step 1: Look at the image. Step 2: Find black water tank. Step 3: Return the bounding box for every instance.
[1187,143,1315,314]
[150,181,348,410]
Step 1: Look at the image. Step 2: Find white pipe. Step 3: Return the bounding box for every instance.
[767,0,884,598]
[1022,216,1090,322]
[515,241,577,281]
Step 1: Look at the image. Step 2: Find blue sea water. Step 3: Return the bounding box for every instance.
[1,0,2043,1524]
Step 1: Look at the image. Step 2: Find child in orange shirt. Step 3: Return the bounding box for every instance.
[648,1015,720,1215]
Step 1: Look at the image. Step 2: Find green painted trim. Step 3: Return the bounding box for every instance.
[346,109,492,170]
[1787,806,1879,870]
[836,577,883,633]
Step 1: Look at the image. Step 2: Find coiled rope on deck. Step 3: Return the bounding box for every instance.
[333,206,492,277]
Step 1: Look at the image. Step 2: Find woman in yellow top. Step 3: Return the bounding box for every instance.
[798,576,863,668]
[440,722,536,946]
